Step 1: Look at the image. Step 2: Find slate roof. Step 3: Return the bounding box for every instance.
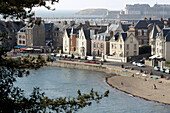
[83,30,91,40]
[116,23,131,32]
[45,23,54,32]
[150,24,159,39]
[66,29,71,37]
[162,28,170,38]
[122,24,131,32]
[135,20,164,29]
[110,33,119,41]
[121,33,128,41]
[0,21,24,33]
[108,24,119,32]
[165,31,170,42]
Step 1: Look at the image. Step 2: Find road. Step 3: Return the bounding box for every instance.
[8,53,170,78]
[104,61,170,78]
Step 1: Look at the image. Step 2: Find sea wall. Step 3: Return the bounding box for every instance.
[47,61,138,77]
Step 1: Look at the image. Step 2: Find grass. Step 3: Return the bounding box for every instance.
[165,62,170,67]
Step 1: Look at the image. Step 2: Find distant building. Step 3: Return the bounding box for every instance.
[44,23,54,47]
[25,17,45,47]
[118,4,170,19]
[0,21,24,49]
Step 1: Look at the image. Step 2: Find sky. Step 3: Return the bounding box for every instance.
[33,0,170,11]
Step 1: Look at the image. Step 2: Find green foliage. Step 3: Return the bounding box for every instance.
[0,0,59,20]
[165,62,170,67]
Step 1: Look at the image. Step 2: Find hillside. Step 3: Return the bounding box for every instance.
[76,9,108,15]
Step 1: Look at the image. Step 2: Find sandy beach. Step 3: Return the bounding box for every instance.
[106,75,170,104]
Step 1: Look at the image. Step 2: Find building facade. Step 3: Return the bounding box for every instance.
[25,18,45,47]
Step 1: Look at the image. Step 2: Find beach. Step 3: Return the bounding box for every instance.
[48,61,170,105]
[106,75,170,105]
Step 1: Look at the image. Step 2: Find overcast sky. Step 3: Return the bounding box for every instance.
[34,0,170,11]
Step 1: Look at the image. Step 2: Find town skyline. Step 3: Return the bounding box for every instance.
[33,0,170,11]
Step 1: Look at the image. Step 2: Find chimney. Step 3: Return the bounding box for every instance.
[160,18,163,22]
[110,31,113,39]
[71,34,76,51]
[144,17,148,22]
[85,21,90,26]
[79,23,83,28]
[131,20,134,26]
[63,21,67,25]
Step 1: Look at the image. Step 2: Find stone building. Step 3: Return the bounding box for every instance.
[119,4,170,19]
[0,21,24,49]
[134,19,164,45]
[109,26,139,62]
[17,27,26,46]
[25,17,45,47]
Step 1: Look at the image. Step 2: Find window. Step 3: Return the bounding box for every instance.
[144,40,147,44]
[134,51,137,56]
[126,52,129,56]
[98,43,100,48]
[127,44,129,50]
[82,42,84,46]
[130,37,133,43]
[94,43,96,48]
[22,36,25,39]
[98,36,100,40]
[138,30,142,36]
[19,40,22,44]
[144,30,147,36]
[95,36,97,40]
[114,44,117,49]
[139,40,141,45]
[112,44,113,49]
[19,35,21,38]
[101,44,104,49]
[134,44,137,50]
[120,44,122,49]
[23,41,25,44]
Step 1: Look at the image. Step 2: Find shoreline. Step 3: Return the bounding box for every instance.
[47,61,170,105]
[105,75,170,105]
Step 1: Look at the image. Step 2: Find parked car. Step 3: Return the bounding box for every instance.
[74,56,80,59]
[160,68,166,72]
[137,63,145,67]
[81,56,87,60]
[154,66,160,71]
[51,53,56,57]
[132,61,137,66]
[139,59,145,64]
[165,69,170,74]
[67,54,74,59]
[87,56,94,61]
[62,54,67,58]
[56,54,61,57]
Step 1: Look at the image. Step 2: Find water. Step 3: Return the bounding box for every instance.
[15,67,170,113]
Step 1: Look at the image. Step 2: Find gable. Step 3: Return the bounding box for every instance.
[125,33,138,43]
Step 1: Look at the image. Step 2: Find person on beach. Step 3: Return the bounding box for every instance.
[153,84,157,89]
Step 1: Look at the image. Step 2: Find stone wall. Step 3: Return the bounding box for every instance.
[47,61,139,77]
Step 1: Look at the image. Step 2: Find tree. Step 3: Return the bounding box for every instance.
[0,0,59,20]
[0,1,109,112]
